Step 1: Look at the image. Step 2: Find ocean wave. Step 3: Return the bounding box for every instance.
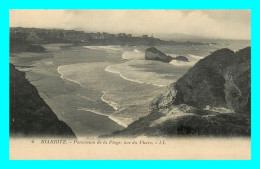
[105,64,165,87]
[188,54,204,59]
[121,50,145,60]
[77,107,108,116]
[105,65,146,84]
[121,53,127,60]
[58,63,132,128]
[169,60,196,67]
[57,65,86,88]
[101,91,120,111]
[83,45,122,51]
[134,49,140,53]
[79,95,96,102]
[108,115,131,128]
[203,106,235,114]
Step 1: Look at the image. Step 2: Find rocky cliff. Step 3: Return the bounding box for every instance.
[153,47,251,113]
[10,64,76,138]
[112,47,251,137]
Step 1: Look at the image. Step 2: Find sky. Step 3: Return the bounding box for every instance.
[9,10,251,40]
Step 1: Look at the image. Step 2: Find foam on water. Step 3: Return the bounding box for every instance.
[57,65,86,88]
[84,45,122,51]
[188,54,204,59]
[56,48,197,133]
[101,91,120,111]
[169,60,196,67]
[77,107,107,117]
[121,49,145,60]
[56,46,203,135]
[58,63,133,127]
[166,53,204,67]
[79,95,96,102]
[203,105,235,114]
[105,64,166,87]
[108,115,130,128]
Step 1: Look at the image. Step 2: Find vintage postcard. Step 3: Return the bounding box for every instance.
[9,10,251,160]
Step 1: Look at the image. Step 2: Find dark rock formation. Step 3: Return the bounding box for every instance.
[25,44,46,53]
[111,111,250,137]
[145,47,189,63]
[10,64,76,138]
[112,47,251,137]
[10,43,46,53]
[145,47,173,63]
[173,56,189,62]
[154,47,251,113]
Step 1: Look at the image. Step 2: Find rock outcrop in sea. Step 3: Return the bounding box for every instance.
[145,47,173,63]
[112,47,251,137]
[10,43,46,53]
[145,47,189,63]
[172,56,189,62]
[10,64,76,138]
[25,44,46,52]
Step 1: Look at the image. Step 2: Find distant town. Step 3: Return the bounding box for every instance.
[10,27,209,52]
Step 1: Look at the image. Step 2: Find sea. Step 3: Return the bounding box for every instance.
[9,39,251,138]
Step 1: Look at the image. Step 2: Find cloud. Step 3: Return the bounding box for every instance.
[9,10,251,40]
